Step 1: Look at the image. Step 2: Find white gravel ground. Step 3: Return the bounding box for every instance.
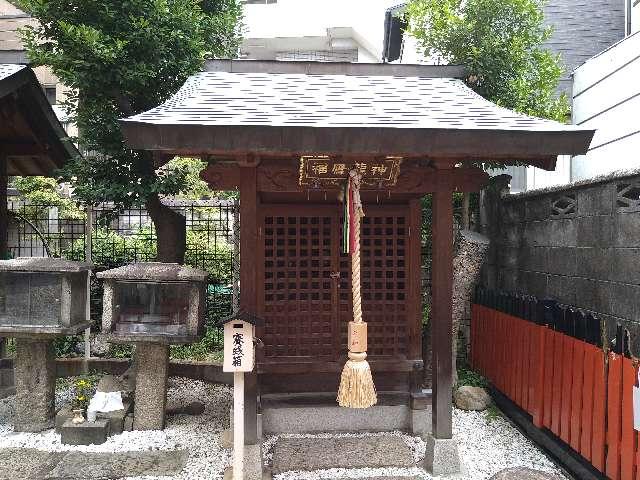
[265,409,566,480]
[0,378,566,480]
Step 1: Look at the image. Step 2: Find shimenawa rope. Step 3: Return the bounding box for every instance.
[337,170,377,408]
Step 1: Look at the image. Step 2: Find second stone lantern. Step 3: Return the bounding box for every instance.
[97,262,208,430]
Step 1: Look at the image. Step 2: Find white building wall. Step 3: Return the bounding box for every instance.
[241,0,398,62]
[571,31,640,181]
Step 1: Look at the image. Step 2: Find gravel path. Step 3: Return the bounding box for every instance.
[0,378,566,480]
[0,378,232,479]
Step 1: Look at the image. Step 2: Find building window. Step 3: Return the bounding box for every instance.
[44,85,57,105]
[276,50,359,63]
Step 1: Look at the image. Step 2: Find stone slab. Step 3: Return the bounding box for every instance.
[262,404,414,434]
[60,419,109,446]
[271,436,414,474]
[490,467,563,479]
[336,477,421,480]
[46,450,188,479]
[0,448,61,480]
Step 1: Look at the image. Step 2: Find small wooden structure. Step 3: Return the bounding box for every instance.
[120,60,593,462]
[0,64,79,259]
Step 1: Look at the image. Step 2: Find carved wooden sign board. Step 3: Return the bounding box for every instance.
[299,156,402,189]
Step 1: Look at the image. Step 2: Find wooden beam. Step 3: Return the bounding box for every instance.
[239,164,259,445]
[201,161,489,194]
[431,188,454,439]
[200,162,242,190]
[0,154,7,259]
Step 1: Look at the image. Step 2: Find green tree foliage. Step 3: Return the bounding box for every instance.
[162,158,214,200]
[405,0,569,123]
[17,0,242,261]
[11,176,84,219]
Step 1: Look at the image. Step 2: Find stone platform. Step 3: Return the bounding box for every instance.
[271,436,415,474]
[261,392,431,436]
[0,448,187,480]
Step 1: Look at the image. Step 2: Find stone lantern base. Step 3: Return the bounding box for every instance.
[14,338,56,432]
[133,342,169,430]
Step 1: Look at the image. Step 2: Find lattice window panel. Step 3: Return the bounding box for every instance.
[617,182,640,211]
[550,194,577,217]
[339,214,409,357]
[262,215,335,358]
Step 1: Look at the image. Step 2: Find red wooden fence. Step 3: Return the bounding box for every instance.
[471,303,638,480]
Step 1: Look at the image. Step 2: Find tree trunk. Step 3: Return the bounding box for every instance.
[451,229,490,385]
[462,192,470,230]
[146,192,186,264]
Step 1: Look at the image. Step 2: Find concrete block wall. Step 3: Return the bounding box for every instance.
[484,169,640,351]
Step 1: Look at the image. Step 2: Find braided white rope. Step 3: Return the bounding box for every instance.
[350,170,364,325]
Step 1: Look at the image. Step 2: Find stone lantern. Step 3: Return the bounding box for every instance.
[97,262,208,430]
[0,257,93,432]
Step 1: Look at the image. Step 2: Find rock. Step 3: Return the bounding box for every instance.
[490,467,563,480]
[123,413,134,432]
[454,385,491,411]
[118,363,137,393]
[96,375,124,393]
[96,401,133,435]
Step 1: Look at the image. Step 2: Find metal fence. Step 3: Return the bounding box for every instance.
[6,199,238,347]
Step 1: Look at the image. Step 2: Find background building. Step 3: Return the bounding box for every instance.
[240,0,397,62]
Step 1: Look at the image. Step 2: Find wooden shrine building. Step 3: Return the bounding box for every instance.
[120,60,594,472]
[1,64,79,259]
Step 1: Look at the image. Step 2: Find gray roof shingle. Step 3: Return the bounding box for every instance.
[124,71,581,132]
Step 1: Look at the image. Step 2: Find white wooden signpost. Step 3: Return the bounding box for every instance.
[222,313,257,480]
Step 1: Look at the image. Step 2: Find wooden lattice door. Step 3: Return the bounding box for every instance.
[261,209,338,361]
[260,205,410,365]
[338,209,409,359]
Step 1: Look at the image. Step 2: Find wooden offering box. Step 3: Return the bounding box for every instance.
[97,262,208,344]
[0,257,92,336]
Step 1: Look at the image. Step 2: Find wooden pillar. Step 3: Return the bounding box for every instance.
[409,198,425,394]
[0,154,8,260]
[431,189,454,439]
[239,165,259,445]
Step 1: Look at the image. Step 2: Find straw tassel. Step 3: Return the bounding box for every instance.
[337,170,377,409]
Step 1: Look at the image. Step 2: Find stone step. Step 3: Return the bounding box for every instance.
[261,393,430,435]
[0,448,187,479]
[271,436,415,474]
